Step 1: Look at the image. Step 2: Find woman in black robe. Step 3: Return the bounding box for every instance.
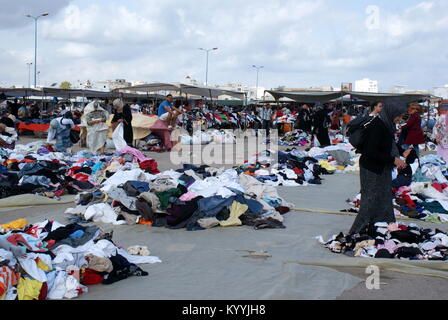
[122,104,133,146]
[312,103,331,147]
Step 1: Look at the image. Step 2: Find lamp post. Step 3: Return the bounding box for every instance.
[198,47,218,86]
[26,62,33,88]
[25,13,49,88]
[37,71,41,87]
[252,65,264,101]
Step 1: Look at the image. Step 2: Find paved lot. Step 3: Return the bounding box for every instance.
[2,136,447,299]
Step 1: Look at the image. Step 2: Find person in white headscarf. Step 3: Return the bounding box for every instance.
[81,100,109,155]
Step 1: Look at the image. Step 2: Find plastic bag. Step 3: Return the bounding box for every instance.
[112,123,127,151]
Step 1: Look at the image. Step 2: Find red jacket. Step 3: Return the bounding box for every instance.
[402,113,425,145]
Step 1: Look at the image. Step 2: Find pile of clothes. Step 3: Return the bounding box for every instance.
[66,162,294,231]
[318,221,448,260]
[344,154,448,223]
[141,134,165,152]
[279,130,311,147]
[235,145,359,188]
[0,142,160,200]
[179,130,236,145]
[0,218,161,300]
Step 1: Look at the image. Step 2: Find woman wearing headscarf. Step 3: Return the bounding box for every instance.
[122,104,133,146]
[312,103,331,147]
[401,106,425,157]
[81,101,109,155]
[349,100,409,234]
[47,111,75,153]
[432,111,448,162]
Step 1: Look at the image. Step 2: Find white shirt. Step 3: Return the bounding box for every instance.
[130,104,141,114]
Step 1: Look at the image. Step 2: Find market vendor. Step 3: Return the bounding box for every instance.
[82,101,109,155]
[158,94,184,130]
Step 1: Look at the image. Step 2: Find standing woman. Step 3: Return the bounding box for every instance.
[401,106,425,156]
[432,110,448,163]
[122,103,133,146]
[312,103,331,147]
[349,101,409,234]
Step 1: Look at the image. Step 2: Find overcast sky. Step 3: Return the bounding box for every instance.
[0,0,447,91]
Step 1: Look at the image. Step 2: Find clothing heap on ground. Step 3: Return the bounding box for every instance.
[344,154,448,224]
[318,221,448,260]
[66,162,294,231]
[236,144,359,188]
[179,129,236,145]
[0,141,159,200]
[0,218,161,300]
[278,130,311,147]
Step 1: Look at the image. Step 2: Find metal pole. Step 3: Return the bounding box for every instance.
[34,18,37,87]
[206,51,209,86]
[27,63,32,88]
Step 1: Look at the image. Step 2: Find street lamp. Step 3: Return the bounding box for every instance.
[37,71,41,87]
[252,65,264,101]
[25,13,49,88]
[198,47,218,86]
[26,62,33,88]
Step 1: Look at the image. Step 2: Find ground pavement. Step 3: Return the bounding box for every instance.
[1,136,447,299]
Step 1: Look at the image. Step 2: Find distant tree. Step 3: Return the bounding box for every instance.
[60,81,72,89]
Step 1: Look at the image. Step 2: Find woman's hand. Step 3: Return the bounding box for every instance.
[394,157,407,169]
[403,149,412,158]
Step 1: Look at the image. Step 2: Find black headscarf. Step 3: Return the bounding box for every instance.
[379,98,407,135]
[379,98,407,157]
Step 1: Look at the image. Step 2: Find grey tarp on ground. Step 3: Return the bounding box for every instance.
[0,194,75,208]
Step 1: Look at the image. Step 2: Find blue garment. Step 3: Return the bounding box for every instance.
[91,162,104,174]
[69,230,85,239]
[198,190,264,217]
[158,100,173,117]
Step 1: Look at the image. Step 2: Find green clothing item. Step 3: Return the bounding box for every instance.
[418,201,448,214]
[155,188,184,210]
[423,214,443,224]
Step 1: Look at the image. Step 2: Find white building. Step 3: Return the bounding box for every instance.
[354,78,379,93]
[94,79,132,91]
[433,85,448,99]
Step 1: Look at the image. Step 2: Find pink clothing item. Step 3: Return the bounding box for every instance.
[179,191,198,202]
[388,223,400,232]
[119,146,152,163]
[437,146,448,163]
[377,240,399,254]
[150,120,173,150]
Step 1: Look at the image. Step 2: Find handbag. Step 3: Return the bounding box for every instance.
[69,129,80,144]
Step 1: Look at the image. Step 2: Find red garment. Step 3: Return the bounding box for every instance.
[81,268,104,285]
[398,225,408,231]
[38,282,48,300]
[54,189,65,197]
[402,113,425,145]
[139,159,160,174]
[432,183,447,193]
[293,168,304,175]
[73,173,89,182]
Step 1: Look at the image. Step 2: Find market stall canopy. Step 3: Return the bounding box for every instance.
[265,90,345,103]
[0,88,41,97]
[118,82,246,100]
[266,90,432,104]
[347,92,430,104]
[0,87,163,100]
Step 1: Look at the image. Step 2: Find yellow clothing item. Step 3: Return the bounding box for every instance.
[219,201,248,227]
[318,160,337,172]
[17,277,43,300]
[36,259,50,272]
[0,218,28,232]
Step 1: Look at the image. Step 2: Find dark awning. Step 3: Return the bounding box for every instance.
[265,90,345,103]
